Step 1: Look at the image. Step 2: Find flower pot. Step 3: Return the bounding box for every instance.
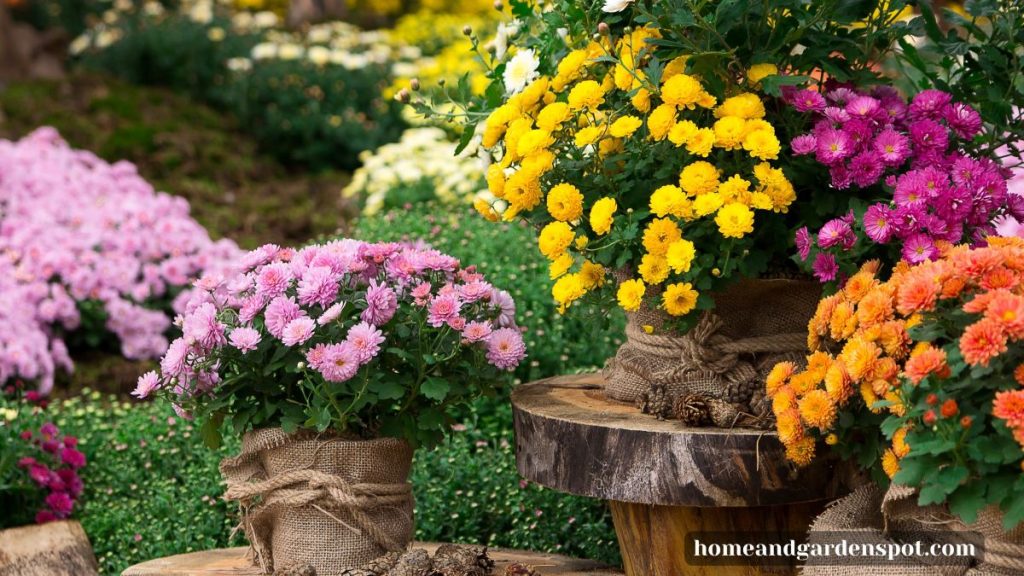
[220,428,414,575]
[0,520,98,576]
[604,278,821,411]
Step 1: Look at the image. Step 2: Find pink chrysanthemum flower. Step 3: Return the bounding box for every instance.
[462,321,493,343]
[428,293,462,328]
[486,328,526,371]
[863,205,894,243]
[812,252,839,282]
[132,370,161,399]
[318,302,345,325]
[318,343,361,382]
[902,233,938,264]
[254,262,293,300]
[281,316,315,346]
[265,296,302,339]
[362,280,397,325]
[795,227,813,261]
[297,266,339,308]
[229,326,261,353]
[346,321,385,364]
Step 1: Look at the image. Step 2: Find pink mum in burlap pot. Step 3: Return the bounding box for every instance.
[139,240,525,574]
[604,277,821,414]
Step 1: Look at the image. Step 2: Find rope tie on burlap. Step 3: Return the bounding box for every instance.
[223,468,412,553]
[623,312,807,388]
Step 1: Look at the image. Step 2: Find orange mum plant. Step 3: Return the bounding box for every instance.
[766,237,1024,529]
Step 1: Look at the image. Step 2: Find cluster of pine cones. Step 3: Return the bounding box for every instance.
[276,545,543,576]
[635,383,772,428]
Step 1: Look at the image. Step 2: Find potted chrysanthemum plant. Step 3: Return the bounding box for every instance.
[138,240,525,575]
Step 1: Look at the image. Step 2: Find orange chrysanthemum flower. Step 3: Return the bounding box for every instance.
[784,436,817,467]
[984,290,1024,339]
[860,381,882,413]
[963,290,999,314]
[766,361,796,396]
[789,371,820,396]
[895,274,939,315]
[904,344,949,384]
[824,360,853,405]
[980,266,1018,291]
[829,301,858,341]
[771,385,798,416]
[881,448,900,479]
[993,389,1024,429]
[1015,364,1024,387]
[960,318,1008,367]
[844,271,878,304]
[805,351,833,382]
[877,321,910,359]
[798,389,837,430]
[776,408,804,445]
[841,338,881,383]
[893,427,910,458]
[857,289,894,328]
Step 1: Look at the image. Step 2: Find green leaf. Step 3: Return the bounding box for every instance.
[200,414,223,449]
[892,456,927,485]
[373,380,406,401]
[1002,492,1024,530]
[935,465,969,494]
[948,482,985,524]
[421,378,451,402]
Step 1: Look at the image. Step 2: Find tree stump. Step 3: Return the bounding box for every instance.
[512,374,853,576]
[0,521,98,576]
[121,544,623,575]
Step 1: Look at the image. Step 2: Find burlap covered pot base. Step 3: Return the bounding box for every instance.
[803,484,1024,576]
[219,428,415,575]
[603,278,821,409]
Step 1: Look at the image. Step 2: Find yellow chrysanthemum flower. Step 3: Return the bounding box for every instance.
[785,436,817,467]
[712,116,747,150]
[893,427,911,458]
[642,217,682,256]
[714,203,755,238]
[685,128,716,157]
[617,278,646,312]
[747,63,778,85]
[776,409,805,445]
[647,103,677,141]
[474,198,500,222]
[568,80,605,110]
[574,125,603,148]
[590,197,617,235]
[766,361,796,396]
[881,449,900,479]
[486,164,505,198]
[714,92,766,119]
[536,102,571,131]
[552,49,588,91]
[546,183,584,222]
[609,115,643,138]
[649,184,689,218]
[549,252,574,280]
[631,88,652,113]
[662,282,699,316]
[661,55,689,80]
[743,129,781,160]
[667,120,699,147]
[692,192,724,217]
[661,74,703,108]
[552,273,587,312]
[717,175,752,204]
[798,389,837,430]
[679,161,720,197]
[580,260,606,289]
[666,239,696,274]
[516,129,554,157]
[638,253,670,285]
[538,221,574,260]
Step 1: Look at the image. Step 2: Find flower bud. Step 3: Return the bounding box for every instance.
[925,393,938,405]
[493,0,503,10]
[395,89,411,103]
[462,25,473,36]
[923,410,937,426]
[959,415,972,429]
[597,22,610,35]
[940,398,958,418]
[410,78,421,91]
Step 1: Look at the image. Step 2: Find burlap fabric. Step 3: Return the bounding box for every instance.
[220,428,415,575]
[803,484,1024,576]
[604,278,821,407]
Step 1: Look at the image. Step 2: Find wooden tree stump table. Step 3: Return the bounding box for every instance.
[121,544,623,575]
[512,374,851,576]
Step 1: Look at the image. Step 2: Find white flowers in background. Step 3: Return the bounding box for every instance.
[602,0,634,12]
[226,57,253,72]
[251,42,277,60]
[343,128,488,216]
[307,46,331,66]
[277,43,304,60]
[492,20,519,61]
[503,48,539,94]
[188,0,214,24]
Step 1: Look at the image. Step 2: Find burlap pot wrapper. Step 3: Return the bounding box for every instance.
[604,278,821,406]
[803,484,1024,576]
[220,428,415,575]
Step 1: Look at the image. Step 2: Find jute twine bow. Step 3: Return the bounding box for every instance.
[624,312,807,388]
[222,469,412,553]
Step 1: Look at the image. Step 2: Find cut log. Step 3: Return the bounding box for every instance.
[0,521,98,576]
[512,373,848,507]
[120,544,623,575]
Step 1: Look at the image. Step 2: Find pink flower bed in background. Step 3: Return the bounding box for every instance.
[0,128,241,393]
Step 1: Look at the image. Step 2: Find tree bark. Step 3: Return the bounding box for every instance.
[0,521,98,576]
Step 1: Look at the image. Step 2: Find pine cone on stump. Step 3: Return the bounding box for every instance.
[432,544,494,576]
[274,564,317,576]
[503,563,539,576]
[389,549,434,576]
[636,383,671,419]
[671,394,712,427]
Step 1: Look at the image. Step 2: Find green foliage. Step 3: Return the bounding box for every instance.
[354,203,625,382]
[9,0,112,37]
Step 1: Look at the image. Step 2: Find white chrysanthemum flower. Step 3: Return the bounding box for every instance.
[503,49,539,95]
[602,0,634,12]
[307,46,331,67]
[251,43,277,61]
[277,43,304,61]
[226,58,252,72]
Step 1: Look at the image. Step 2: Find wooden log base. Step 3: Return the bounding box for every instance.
[120,544,623,575]
[610,500,824,576]
[512,374,849,507]
[0,520,99,576]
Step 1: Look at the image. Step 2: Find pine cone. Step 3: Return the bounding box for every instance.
[341,551,402,576]
[671,394,712,427]
[503,563,538,576]
[636,383,671,419]
[432,544,494,575]
[389,549,434,576]
[274,564,317,576]
[724,377,758,404]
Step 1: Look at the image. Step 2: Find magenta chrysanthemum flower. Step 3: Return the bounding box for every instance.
[462,321,493,343]
[486,328,526,371]
[943,102,982,140]
[265,296,302,339]
[845,95,881,120]
[894,170,931,207]
[317,302,345,325]
[908,118,949,151]
[815,128,854,165]
[849,150,885,188]
[795,227,813,261]
[297,266,339,308]
[790,134,817,155]
[812,252,839,282]
[281,316,315,346]
[45,492,74,517]
[60,448,86,470]
[182,302,226,350]
[160,338,189,377]
[872,128,911,167]
[490,289,517,327]
[361,280,397,325]
[817,218,854,250]
[318,342,360,382]
[346,321,385,364]
[229,326,261,353]
[254,262,293,300]
[908,89,952,119]
[428,293,462,328]
[822,106,851,124]
[790,89,826,112]
[902,233,938,263]
[863,204,894,243]
[132,370,161,399]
